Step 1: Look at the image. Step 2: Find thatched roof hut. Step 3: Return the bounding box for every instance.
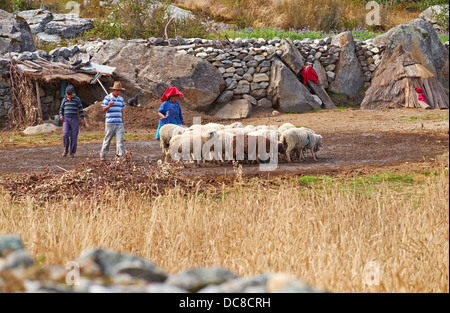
[361,45,449,110]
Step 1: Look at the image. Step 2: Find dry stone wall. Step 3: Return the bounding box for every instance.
[0,35,387,120]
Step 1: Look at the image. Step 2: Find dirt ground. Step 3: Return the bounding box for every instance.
[0,104,448,179]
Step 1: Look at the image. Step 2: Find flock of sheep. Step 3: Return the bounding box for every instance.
[158,121,323,167]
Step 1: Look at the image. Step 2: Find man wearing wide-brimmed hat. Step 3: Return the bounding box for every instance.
[99,81,126,160]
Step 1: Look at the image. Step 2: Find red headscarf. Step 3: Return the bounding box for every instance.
[161,87,184,102]
[300,65,319,85]
[415,87,428,104]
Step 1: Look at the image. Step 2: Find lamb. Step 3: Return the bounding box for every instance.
[280,128,322,162]
[159,124,188,156]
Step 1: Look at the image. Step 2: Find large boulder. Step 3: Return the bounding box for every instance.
[0,9,36,55]
[268,57,321,113]
[44,13,94,39]
[373,19,449,89]
[16,9,53,34]
[419,5,449,31]
[91,40,225,111]
[214,99,252,119]
[328,31,364,95]
[278,38,305,75]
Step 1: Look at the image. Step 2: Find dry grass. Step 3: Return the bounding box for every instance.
[1,155,448,293]
[174,0,422,30]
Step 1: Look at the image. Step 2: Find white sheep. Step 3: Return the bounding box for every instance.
[167,129,218,166]
[280,128,322,162]
[224,121,244,129]
[159,124,188,156]
[247,129,280,141]
[202,130,236,164]
[277,122,296,137]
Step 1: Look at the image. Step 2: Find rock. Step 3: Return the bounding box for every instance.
[165,267,237,292]
[0,235,25,257]
[419,5,449,30]
[257,98,273,108]
[91,42,225,111]
[0,10,36,55]
[268,58,321,113]
[313,60,328,89]
[77,249,168,282]
[266,272,320,293]
[0,250,34,271]
[373,18,449,88]
[278,38,305,75]
[215,99,252,119]
[23,123,59,135]
[329,31,364,95]
[44,13,94,39]
[253,73,270,83]
[216,90,234,104]
[17,9,53,34]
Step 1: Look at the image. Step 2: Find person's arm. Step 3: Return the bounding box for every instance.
[59,99,65,121]
[102,95,113,112]
[77,97,85,124]
[158,102,168,119]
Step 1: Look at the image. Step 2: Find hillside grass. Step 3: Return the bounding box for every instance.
[0,154,448,293]
[15,0,449,46]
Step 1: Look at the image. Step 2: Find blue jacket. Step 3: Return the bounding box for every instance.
[158,100,184,126]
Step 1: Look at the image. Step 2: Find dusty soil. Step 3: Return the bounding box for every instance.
[0,105,448,179]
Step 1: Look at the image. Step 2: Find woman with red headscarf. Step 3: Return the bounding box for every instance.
[155,87,185,140]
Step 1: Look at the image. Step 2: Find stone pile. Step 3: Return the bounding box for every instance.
[0,59,11,119]
[17,9,94,46]
[355,40,384,87]
[0,234,325,293]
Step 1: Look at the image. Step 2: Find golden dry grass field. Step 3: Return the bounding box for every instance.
[0,108,448,293]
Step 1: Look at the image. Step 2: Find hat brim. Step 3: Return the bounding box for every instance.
[110,87,126,91]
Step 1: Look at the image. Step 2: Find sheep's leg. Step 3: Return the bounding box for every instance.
[295,148,304,162]
[312,149,318,162]
[285,148,293,163]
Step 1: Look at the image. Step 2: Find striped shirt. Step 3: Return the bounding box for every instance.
[102,94,125,124]
[59,95,84,120]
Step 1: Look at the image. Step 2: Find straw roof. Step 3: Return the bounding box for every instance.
[15,57,94,84]
[361,45,449,110]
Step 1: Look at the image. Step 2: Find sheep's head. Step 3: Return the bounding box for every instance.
[314,135,323,152]
[277,141,285,154]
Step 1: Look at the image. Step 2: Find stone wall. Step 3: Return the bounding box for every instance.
[0,59,11,119]
[155,36,385,109]
[0,36,391,120]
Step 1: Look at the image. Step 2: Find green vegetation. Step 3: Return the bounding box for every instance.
[400,114,449,121]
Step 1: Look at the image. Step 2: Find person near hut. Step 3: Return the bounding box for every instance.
[415,87,430,109]
[99,81,126,161]
[59,84,85,158]
[155,87,185,141]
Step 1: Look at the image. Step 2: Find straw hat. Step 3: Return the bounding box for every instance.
[110,81,126,91]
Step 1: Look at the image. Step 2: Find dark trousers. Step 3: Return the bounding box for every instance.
[62,117,80,154]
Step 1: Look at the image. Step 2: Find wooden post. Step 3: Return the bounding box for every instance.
[35,80,43,120]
